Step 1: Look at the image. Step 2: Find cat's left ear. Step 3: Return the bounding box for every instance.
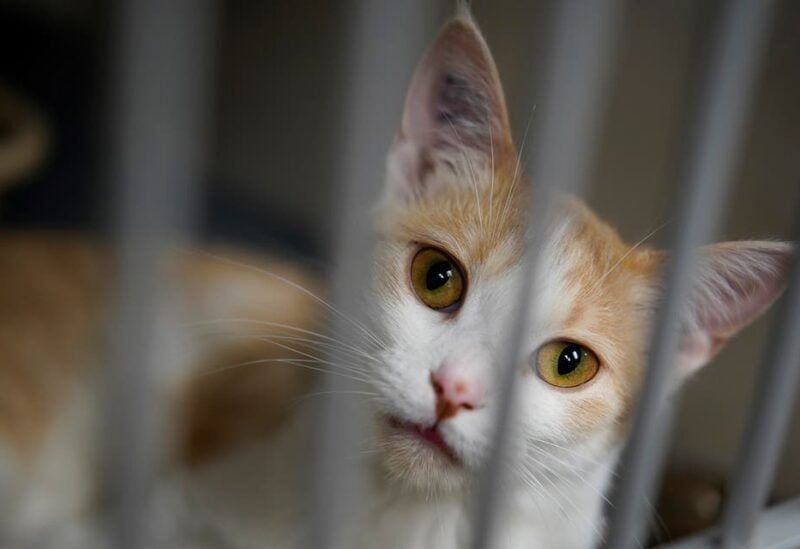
[385,15,515,204]
[673,241,793,379]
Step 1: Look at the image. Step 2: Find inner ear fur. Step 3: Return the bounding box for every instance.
[386,15,516,203]
[653,241,793,378]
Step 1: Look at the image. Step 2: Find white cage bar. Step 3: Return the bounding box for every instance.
[304,2,436,548]
[606,0,779,546]
[102,0,216,547]
[719,212,800,547]
[471,1,625,547]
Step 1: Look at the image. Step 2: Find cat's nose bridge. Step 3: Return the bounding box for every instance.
[430,360,485,421]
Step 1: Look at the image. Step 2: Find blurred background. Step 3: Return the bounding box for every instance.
[0,0,798,544]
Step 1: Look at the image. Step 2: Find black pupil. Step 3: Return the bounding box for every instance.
[426,260,453,291]
[557,344,583,376]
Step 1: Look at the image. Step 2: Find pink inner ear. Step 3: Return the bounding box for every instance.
[385,18,517,205]
[401,56,438,144]
[678,331,714,378]
[693,244,792,339]
[386,140,426,203]
[398,19,512,160]
[695,283,776,339]
[676,241,792,377]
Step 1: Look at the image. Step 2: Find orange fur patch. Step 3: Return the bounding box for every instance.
[380,164,525,283]
[176,253,321,466]
[0,233,320,467]
[0,234,103,455]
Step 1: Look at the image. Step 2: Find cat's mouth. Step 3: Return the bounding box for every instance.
[386,416,461,465]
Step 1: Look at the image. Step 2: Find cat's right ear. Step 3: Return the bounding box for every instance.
[385,15,515,205]
[667,241,794,380]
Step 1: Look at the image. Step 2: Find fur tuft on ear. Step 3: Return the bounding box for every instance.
[676,241,793,377]
[385,16,514,204]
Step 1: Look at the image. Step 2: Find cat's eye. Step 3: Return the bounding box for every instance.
[535,340,600,388]
[410,247,465,311]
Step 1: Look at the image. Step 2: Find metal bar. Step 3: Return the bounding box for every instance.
[470,1,625,548]
[605,1,777,547]
[304,3,436,548]
[662,497,800,549]
[719,216,800,546]
[102,1,216,548]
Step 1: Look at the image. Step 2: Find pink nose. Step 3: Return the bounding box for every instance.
[430,362,482,421]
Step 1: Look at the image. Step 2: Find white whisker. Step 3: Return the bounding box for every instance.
[195,356,371,384]
[583,219,670,298]
[190,317,384,358]
[443,114,484,230]
[179,248,386,349]
[197,330,380,367]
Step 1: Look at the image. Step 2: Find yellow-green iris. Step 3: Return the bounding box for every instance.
[536,340,600,388]
[410,248,465,311]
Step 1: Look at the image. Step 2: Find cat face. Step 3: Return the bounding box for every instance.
[366,15,790,495]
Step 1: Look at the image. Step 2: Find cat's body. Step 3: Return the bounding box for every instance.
[0,233,319,547]
[0,9,793,549]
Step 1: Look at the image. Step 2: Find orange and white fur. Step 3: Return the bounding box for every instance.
[0,238,318,548]
[0,11,793,549]
[175,13,791,549]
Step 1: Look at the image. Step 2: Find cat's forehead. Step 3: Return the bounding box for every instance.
[381,170,654,281]
[382,168,525,278]
[541,199,660,330]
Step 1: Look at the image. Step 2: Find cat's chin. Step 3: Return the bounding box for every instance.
[374,415,469,495]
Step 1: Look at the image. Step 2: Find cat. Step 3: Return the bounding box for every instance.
[0,234,319,547]
[354,12,792,549]
[0,9,792,549]
[181,11,790,549]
